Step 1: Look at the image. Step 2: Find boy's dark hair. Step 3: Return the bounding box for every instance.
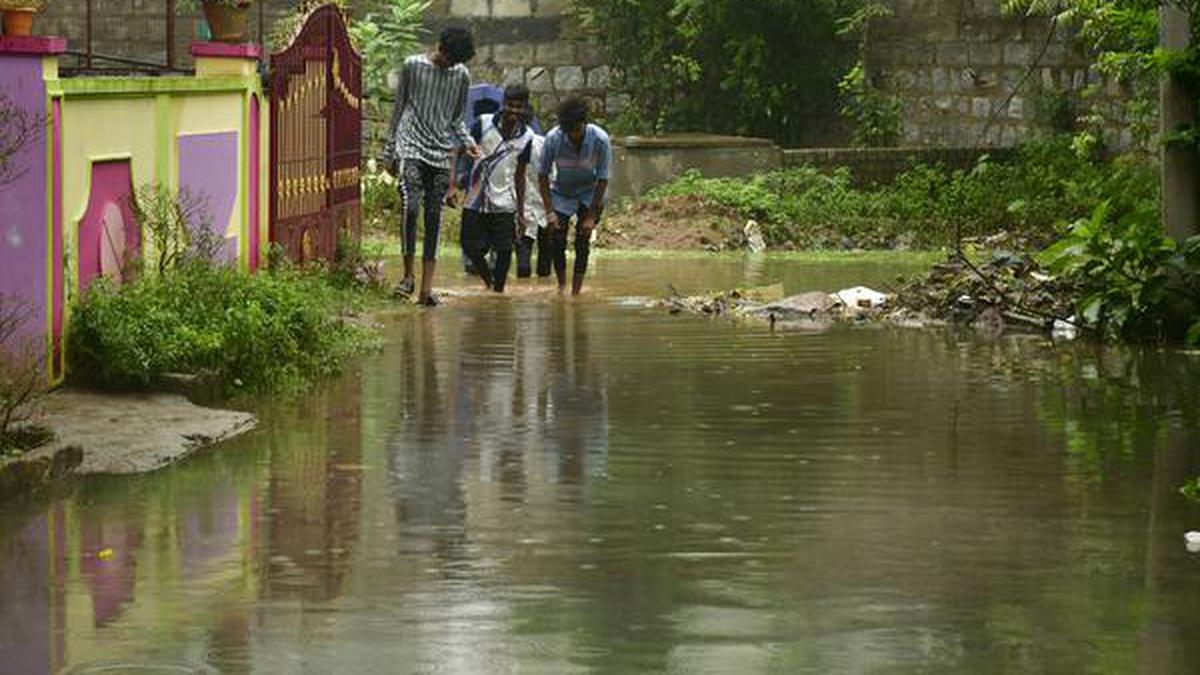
[472,98,500,116]
[504,83,530,105]
[557,97,588,132]
[439,26,476,65]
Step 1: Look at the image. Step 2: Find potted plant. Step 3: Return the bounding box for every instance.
[183,0,253,43]
[0,0,47,37]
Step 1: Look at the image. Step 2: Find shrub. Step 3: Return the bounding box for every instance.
[68,260,377,397]
[1041,203,1200,342]
[0,296,49,456]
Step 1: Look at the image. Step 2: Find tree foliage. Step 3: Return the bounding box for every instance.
[570,0,867,145]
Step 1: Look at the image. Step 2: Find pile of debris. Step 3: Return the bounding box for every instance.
[661,283,894,330]
[894,249,1080,333]
[659,246,1084,337]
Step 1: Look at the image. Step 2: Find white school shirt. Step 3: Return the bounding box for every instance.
[464,114,534,214]
[523,134,549,237]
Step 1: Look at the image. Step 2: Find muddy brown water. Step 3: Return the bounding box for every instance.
[2,255,1199,674]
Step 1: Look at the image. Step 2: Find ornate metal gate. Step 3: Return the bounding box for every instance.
[269,4,361,262]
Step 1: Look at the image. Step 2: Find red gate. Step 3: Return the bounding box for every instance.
[269,4,361,262]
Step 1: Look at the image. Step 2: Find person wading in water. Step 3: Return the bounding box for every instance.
[460,84,535,293]
[384,26,481,306]
[537,97,612,296]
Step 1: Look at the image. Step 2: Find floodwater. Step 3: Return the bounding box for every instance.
[2,254,1199,674]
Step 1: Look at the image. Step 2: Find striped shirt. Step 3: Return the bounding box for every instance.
[386,54,473,170]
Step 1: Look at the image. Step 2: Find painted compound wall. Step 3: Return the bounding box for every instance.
[0,38,268,383]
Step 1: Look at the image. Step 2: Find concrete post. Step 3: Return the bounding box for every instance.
[1161,3,1199,241]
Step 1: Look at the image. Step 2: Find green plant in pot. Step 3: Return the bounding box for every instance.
[182,0,254,43]
[0,0,47,37]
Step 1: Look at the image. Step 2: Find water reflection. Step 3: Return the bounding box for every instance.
[0,256,1198,674]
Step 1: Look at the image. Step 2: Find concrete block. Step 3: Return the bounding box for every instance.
[575,41,606,68]
[528,66,552,92]
[968,43,1002,66]
[554,65,584,90]
[493,0,533,18]
[892,69,916,90]
[1007,96,1024,119]
[1003,42,1032,65]
[535,0,571,16]
[449,0,490,18]
[936,42,970,66]
[535,41,575,65]
[971,97,991,118]
[586,65,610,89]
[1037,68,1053,89]
[492,43,535,66]
[931,67,948,93]
[607,92,630,115]
[501,66,525,86]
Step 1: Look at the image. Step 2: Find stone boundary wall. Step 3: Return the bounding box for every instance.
[609,135,1013,199]
[868,0,1127,147]
[423,0,615,126]
[783,146,1014,186]
[610,135,782,200]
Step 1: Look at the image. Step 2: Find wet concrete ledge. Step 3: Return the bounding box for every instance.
[3,390,256,486]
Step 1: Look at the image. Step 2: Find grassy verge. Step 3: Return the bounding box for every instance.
[627,136,1156,251]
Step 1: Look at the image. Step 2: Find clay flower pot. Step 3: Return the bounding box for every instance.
[2,9,35,36]
[0,0,45,37]
[202,0,252,43]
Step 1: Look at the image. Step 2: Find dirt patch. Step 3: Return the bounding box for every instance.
[598,195,742,250]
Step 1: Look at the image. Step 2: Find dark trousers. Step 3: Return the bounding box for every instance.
[460,211,487,274]
[462,210,517,292]
[399,159,450,261]
[516,232,554,278]
[547,205,601,284]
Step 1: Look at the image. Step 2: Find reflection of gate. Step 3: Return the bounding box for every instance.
[269,4,361,262]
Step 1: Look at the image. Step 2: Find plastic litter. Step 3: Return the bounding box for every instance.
[744,220,767,253]
[1051,316,1078,340]
[832,286,888,309]
[1186,531,1200,553]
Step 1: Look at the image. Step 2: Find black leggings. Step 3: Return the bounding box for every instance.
[462,210,516,292]
[546,206,601,284]
[399,159,450,261]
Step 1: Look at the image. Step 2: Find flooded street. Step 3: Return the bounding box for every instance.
[2,255,1199,674]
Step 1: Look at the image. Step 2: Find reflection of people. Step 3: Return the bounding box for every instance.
[384,26,481,306]
[538,97,612,295]
[543,304,609,483]
[460,84,534,294]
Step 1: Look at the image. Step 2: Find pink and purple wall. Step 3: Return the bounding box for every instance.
[0,37,268,383]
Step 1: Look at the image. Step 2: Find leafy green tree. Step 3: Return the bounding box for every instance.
[571,0,865,145]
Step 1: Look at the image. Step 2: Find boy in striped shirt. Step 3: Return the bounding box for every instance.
[384,26,481,306]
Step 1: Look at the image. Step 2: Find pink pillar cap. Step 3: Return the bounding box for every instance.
[0,35,67,55]
[190,42,263,59]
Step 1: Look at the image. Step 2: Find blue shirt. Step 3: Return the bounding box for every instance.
[538,123,612,214]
